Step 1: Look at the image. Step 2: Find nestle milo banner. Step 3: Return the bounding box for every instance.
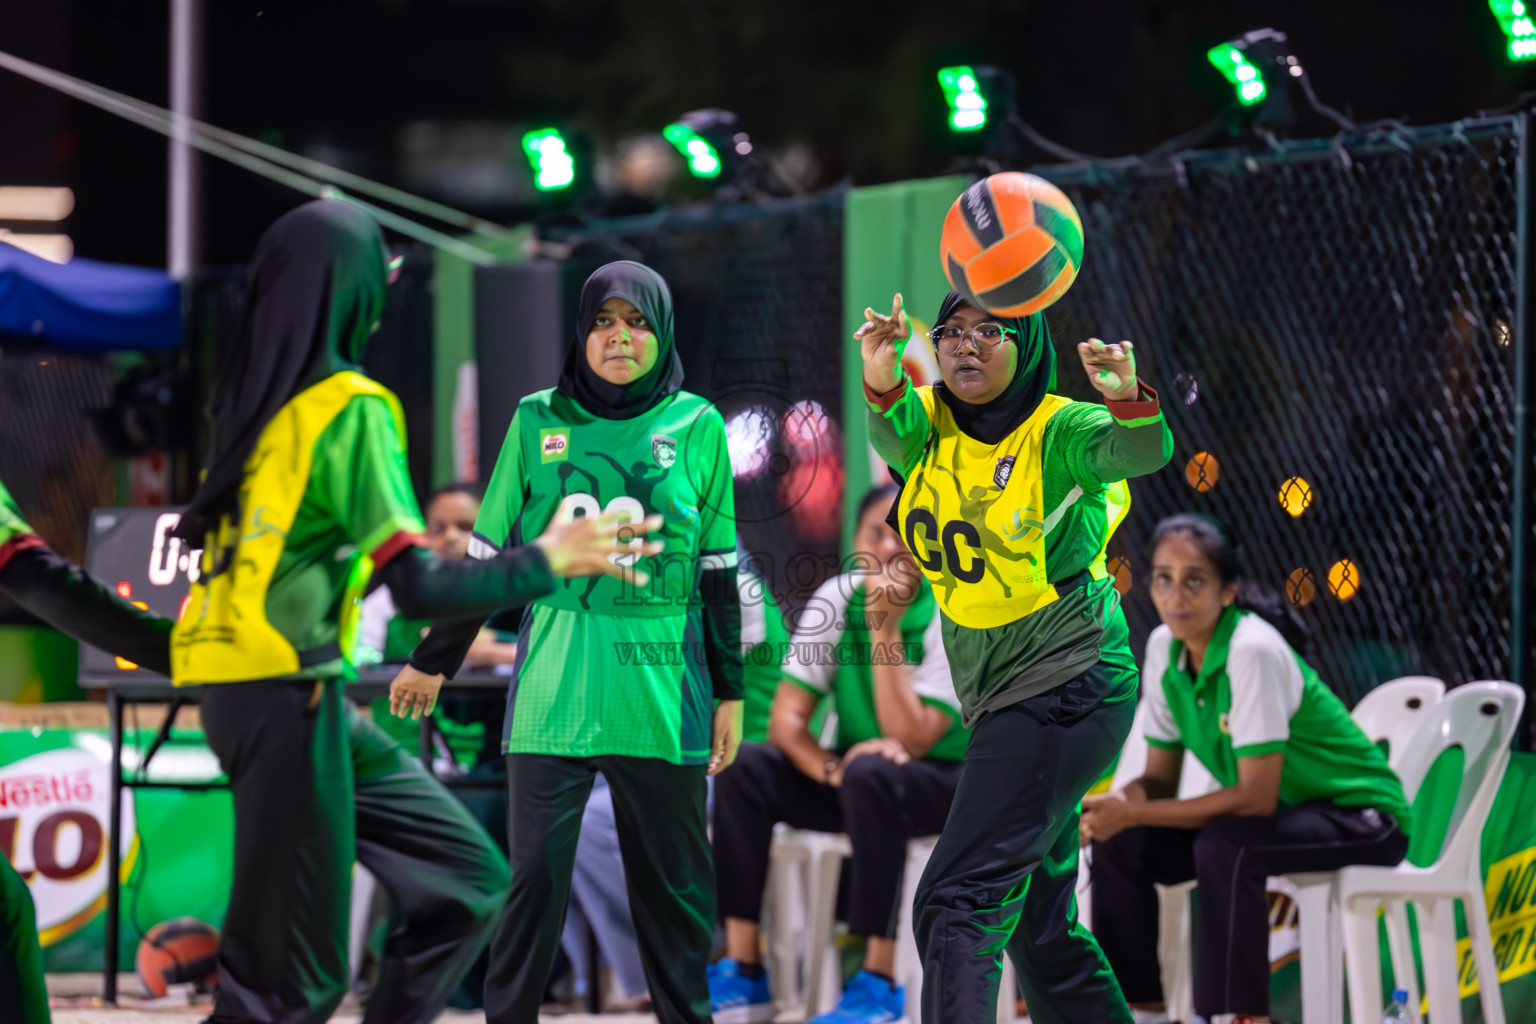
[1450,749,1536,1021]
[0,723,233,971]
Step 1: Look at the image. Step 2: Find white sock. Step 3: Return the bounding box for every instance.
[1129,1010,1172,1024]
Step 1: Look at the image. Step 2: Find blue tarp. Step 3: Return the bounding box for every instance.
[0,241,181,351]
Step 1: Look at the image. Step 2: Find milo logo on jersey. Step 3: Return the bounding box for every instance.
[541,429,570,463]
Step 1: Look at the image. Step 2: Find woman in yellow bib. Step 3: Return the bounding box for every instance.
[169,201,658,1024]
[858,287,1172,1024]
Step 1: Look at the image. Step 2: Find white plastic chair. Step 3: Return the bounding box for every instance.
[1094,676,1447,1024]
[348,864,379,988]
[1268,674,1447,1024]
[1340,681,1524,1024]
[1351,676,1448,772]
[767,826,852,1017]
[771,829,1019,1022]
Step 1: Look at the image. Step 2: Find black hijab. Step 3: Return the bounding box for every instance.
[173,199,388,543]
[930,290,1057,445]
[557,261,683,419]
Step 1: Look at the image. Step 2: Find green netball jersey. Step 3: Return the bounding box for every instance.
[0,480,34,547]
[473,387,736,764]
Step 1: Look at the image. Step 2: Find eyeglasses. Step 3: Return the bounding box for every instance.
[927,322,1017,355]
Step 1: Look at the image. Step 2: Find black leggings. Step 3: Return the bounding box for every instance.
[483,753,715,1024]
[913,661,1138,1024]
[1091,802,1408,1018]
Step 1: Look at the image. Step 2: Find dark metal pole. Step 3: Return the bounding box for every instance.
[586,926,603,1012]
[104,690,124,1003]
[1515,111,1534,750]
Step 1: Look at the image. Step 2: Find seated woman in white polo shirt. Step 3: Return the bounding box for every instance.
[1081,513,1411,1024]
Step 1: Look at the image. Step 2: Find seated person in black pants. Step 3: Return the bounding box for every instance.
[1082,514,1411,1024]
[711,484,969,1024]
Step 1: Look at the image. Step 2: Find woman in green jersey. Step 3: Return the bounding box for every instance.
[170,201,657,1024]
[1083,514,1409,1024]
[0,480,173,1024]
[858,274,1172,1023]
[395,260,743,1024]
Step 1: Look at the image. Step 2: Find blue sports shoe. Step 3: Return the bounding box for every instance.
[708,958,774,1023]
[810,970,906,1024]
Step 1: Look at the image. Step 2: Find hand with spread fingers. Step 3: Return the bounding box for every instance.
[855,292,910,395]
[1077,337,1140,402]
[535,510,665,587]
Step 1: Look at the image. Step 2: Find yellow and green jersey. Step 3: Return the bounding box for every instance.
[1143,606,1412,833]
[472,387,737,764]
[172,372,426,685]
[0,479,44,573]
[867,376,1172,724]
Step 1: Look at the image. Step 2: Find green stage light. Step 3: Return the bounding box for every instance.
[663,124,722,178]
[938,65,988,131]
[1207,43,1267,105]
[521,128,575,190]
[1491,0,1536,60]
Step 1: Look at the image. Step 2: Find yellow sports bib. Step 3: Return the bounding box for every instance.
[171,372,406,686]
[895,389,1076,630]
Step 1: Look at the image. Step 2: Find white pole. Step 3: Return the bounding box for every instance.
[167,0,200,278]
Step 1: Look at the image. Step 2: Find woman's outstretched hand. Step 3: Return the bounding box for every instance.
[856,292,909,395]
[534,511,665,588]
[1078,338,1140,402]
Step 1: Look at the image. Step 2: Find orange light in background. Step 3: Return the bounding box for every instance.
[114,592,151,669]
[1107,556,1133,596]
[1185,452,1219,492]
[1278,477,1313,517]
[1327,559,1360,600]
[1286,567,1316,606]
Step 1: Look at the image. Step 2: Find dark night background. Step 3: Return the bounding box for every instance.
[1,0,1534,267]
